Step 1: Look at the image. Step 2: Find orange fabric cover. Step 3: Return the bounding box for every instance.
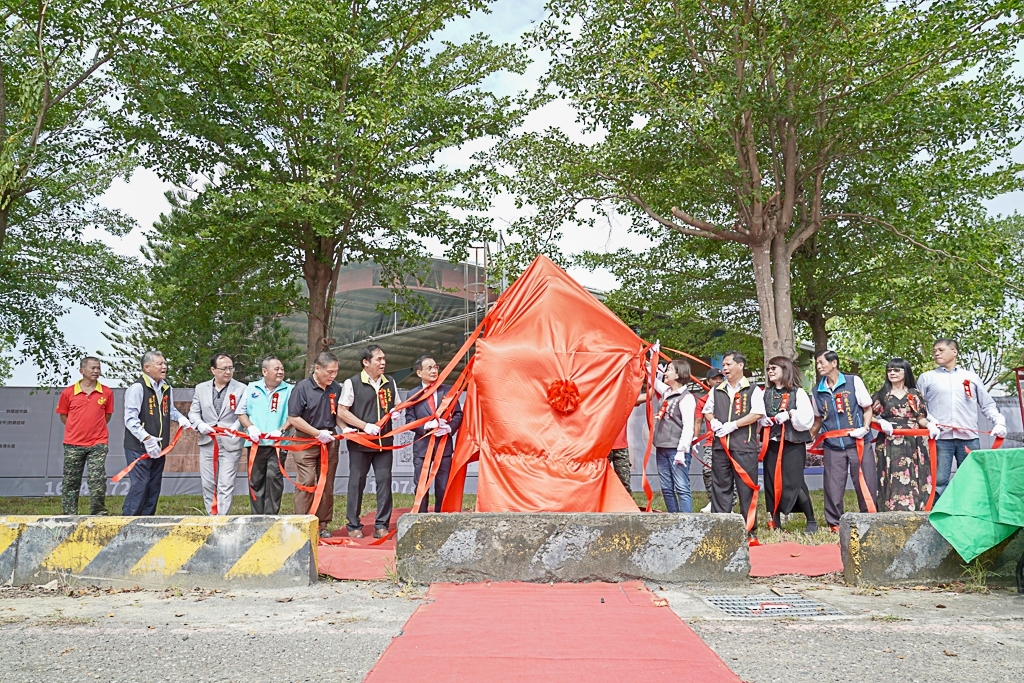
[441,255,644,512]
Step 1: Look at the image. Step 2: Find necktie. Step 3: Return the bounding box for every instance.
[428,389,437,414]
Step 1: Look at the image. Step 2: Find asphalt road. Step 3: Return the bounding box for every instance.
[2,576,1023,683]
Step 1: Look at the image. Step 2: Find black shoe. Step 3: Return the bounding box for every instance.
[373,528,389,539]
[804,520,818,535]
[348,528,364,538]
[318,527,333,539]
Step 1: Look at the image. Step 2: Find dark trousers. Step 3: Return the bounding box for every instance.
[710,447,758,528]
[122,448,164,516]
[413,454,452,513]
[347,448,393,531]
[293,442,339,527]
[249,445,284,514]
[823,444,878,527]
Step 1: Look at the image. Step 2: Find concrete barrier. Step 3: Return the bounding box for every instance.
[0,515,319,588]
[396,512,749,584]
[840,512,1024,587]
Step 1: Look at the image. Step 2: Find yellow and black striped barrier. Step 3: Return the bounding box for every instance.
[0,515,318,588]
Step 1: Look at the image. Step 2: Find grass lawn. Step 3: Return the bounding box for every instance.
[0,488,861,545]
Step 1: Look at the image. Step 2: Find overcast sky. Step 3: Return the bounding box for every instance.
[8,0,1022,385]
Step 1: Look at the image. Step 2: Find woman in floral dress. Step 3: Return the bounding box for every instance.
[872,358,932,511]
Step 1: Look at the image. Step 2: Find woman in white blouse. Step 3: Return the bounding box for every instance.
[758,356,817,533]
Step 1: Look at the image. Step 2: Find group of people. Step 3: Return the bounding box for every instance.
[54,338,1007,538]
[645,339,1008,538]
[55,346,462,539]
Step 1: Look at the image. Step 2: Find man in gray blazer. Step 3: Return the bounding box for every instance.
[189,353,248,515]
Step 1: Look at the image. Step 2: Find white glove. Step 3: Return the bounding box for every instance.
[991,423,1007,438]
[673,453,687,466]
[848,426,869,439]
[363,423,380,436]
[195,421,214,435]
[247,425,262,442]
[875,419,894,436]
[715,421,738,437]
[341,427,358,434]
[144,438,163,459]
[268,430,282,438]
[774,411,790,425]
[927,421,941,440]
[316,429,334,444]
[709,419,723,432]
[436,422,452,436]
[390,409,403,422]
[177,416,193,430]
[757,416,774,428]
[424,419,439,431]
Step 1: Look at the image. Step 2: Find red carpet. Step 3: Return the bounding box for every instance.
[364,581,741,683]
[748,542,842,577]
[315,508,408,581]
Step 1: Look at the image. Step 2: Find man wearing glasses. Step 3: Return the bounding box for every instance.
[189,353,248,515]
[408,354,463,512]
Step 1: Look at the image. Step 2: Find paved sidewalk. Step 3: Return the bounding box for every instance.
[663,577,1024,683]
[2,578,1023,682]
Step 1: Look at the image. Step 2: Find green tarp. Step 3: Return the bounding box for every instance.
[930,448,1024,563]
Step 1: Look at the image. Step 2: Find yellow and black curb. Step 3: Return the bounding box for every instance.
[0,515,318,588]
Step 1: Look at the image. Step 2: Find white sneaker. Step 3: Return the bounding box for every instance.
[700,502,711,513]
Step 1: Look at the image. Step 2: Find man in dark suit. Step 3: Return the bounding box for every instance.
[408,354,463,512]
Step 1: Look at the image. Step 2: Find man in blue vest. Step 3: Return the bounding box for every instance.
[811,350,875,532]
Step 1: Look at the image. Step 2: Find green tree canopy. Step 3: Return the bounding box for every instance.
[104,192,304,386]
[0,0,165,382]
[495,0,1024,365]
[116,0,528,371]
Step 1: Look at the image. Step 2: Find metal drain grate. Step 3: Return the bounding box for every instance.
[705,594,843,618]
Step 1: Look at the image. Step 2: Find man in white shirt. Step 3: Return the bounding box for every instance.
[917,338,1007,496]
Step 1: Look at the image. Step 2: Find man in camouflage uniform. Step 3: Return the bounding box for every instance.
[56,357,114,515]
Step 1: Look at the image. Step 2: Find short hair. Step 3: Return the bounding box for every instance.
[140,350,165,369]
[669,359,691,384]
[358,345,383,366]
[723,350,746,366]
[209,353,231,369]
[80,356,101,369]
[413,354,435,372]
[815,349,840,365]
[261,356,280,370]
[314,351,339,368]
[767,356,802,389]
[933,338,959,352]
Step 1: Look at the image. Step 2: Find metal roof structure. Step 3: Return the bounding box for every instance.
[283,256,495,387]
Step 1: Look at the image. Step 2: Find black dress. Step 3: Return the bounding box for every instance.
[762,386,816,529]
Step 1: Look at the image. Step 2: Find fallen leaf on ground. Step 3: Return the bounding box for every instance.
[944,650,957,657]
[276,597,293,603]
[936,604,947,608]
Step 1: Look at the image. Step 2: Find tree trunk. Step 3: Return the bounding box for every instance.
[0,206,7,255]
[302,247,337,374]
[808,310,829,352]
[750,240,797,365]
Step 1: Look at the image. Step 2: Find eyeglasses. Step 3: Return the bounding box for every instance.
[215,366,234,372]
[886,367,902,373]
[767,365,780,370]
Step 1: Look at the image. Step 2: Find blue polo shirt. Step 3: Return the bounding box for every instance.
[236,379,293,446]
